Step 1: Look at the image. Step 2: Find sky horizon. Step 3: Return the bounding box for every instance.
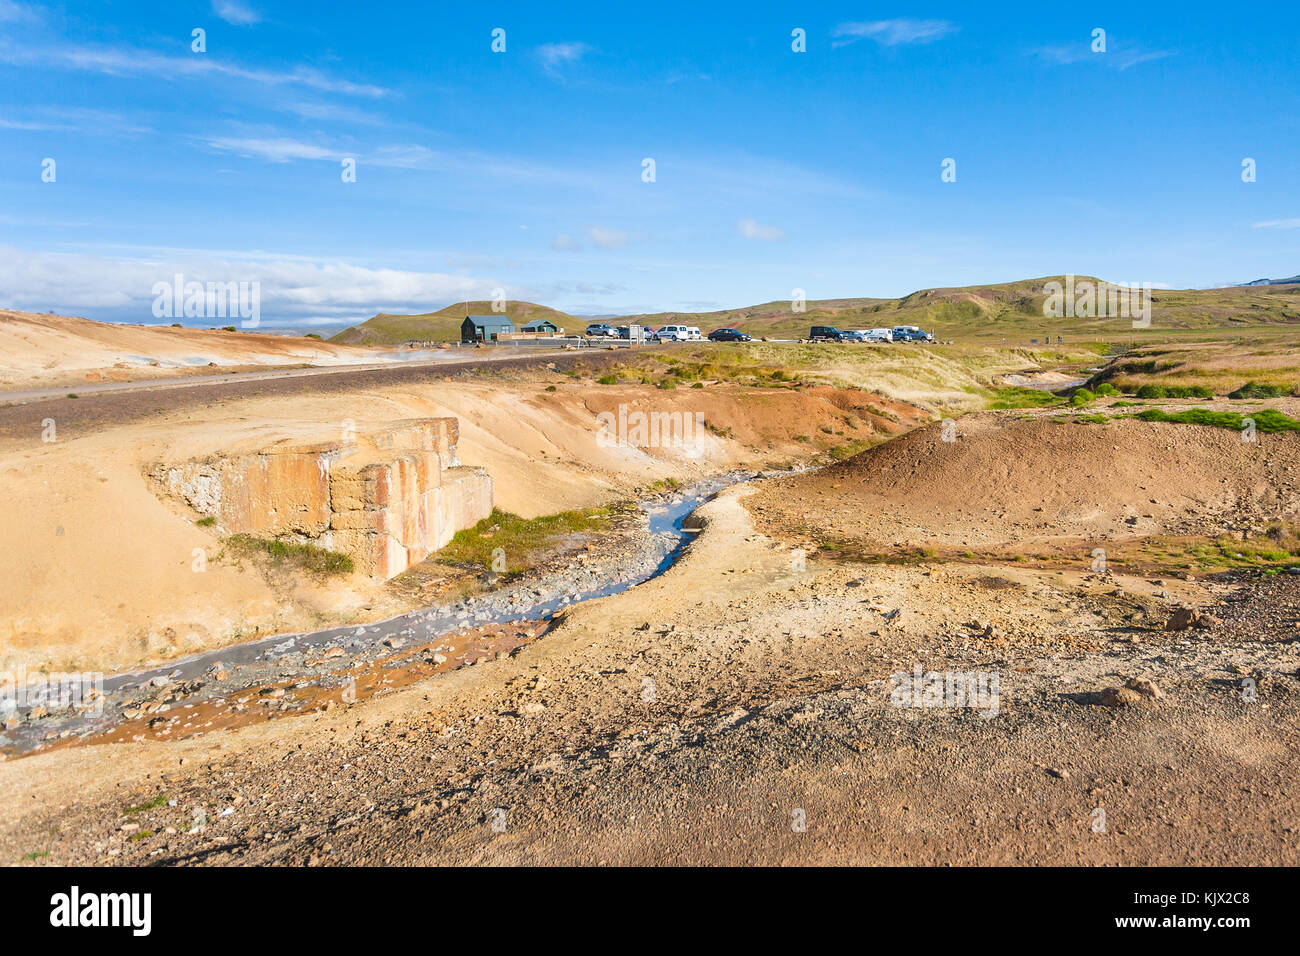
[2,1,1298,328]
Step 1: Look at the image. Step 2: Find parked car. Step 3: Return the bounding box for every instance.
[809,325,847,342]
[859,328,894,343]
[707,328,752,342]
[892,325,934,342]
[655,324,693,341]
[585,322,616,337]
[840,330,869,343]
[615,325,631,339]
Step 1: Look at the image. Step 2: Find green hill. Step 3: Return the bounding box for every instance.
[625,277,1300,341]
[329,301,579,346]
[328,279,1300,345]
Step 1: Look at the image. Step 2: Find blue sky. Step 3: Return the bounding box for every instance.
[2,0,1298,329]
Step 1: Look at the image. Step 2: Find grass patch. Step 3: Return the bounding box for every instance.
[223,535,355,577]
[988,387,1060,409]
[195,516,216,527]
[1134,407,1300,433]
[828,439,873,460]
[1134,384,1215,399]
[127,794,169,814]
[435,507,613,577]
[1229,380,1290,399]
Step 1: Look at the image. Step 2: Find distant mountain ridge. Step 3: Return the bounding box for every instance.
[1238,275,1300,286]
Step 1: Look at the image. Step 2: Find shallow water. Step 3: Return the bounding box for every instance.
[2,471,762,752]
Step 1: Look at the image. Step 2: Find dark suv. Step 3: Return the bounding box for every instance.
[809,326,846,342]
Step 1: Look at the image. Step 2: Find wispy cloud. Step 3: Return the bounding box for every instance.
[586,226,626,249]
[0,106,152,135]
[536,41,591,72]
[833,19,956,48]
[0,41,388,97]
[213,1,260,26]
[0,245,504,326]
[0,0,38,23]
[1033,40,1173,71]
[550,234,581,251]
[1252,218,1300,229]
[737,218,785,241]
[201,134,438,169]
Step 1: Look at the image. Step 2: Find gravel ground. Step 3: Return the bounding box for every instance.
[3,484,1296,866]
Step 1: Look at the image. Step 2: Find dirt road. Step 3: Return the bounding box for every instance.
[0,347,629,445]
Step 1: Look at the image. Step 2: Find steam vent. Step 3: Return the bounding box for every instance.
[153,418,493,578]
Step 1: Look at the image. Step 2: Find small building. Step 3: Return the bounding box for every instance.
[461,315,515,343]
[520,319,562,336]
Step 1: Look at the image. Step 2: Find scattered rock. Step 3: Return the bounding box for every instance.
[1099,686,1144,708]
[1164,607,1221,631]
[1125,677,1162,699]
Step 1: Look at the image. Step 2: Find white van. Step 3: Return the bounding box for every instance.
[685,326,702,341]
[862,328,894,342]
[655,325,693,341]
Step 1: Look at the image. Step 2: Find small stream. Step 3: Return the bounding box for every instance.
[2,470,776,753]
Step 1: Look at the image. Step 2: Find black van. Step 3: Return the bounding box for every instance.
[809,326,846,342]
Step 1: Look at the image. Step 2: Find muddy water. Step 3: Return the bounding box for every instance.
[2,471,772,755]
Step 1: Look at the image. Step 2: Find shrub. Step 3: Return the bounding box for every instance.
[1228,381,1287,399]
[1069,388,1096,406]
[1135,407,1300,433]
[1094,382,1120,396]
[1134,384,1214,399]
[596,374,618,385]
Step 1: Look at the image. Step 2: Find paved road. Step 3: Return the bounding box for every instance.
[0,346,629,445]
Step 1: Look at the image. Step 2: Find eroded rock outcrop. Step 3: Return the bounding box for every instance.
[152,418,493,578]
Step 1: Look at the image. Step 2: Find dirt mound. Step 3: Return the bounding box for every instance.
[748,413,1300,549]
[0,309,373,390]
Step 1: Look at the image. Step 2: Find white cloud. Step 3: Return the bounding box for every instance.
[550,234,582,251]
[200,135,437,168]
[202,136,338,163]
[586,226,627,249]
[738,218,785,241]
[833,19,956,47]
[537,42,591,71]
[0,41,387,97]
[1252,218,1300,230]
[213,1,260,25]
[0,0,38,23]
[0,106,153,135]
[0,245,502,326]
[1033,41,1173,71]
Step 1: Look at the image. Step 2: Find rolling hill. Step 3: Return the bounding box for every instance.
[625,277,1300,341]
[328,277,1300,345]
[329,301,579,346]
